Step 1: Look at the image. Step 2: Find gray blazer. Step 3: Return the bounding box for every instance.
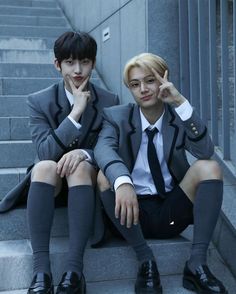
[94,103,214,188]
[0,80,119,246]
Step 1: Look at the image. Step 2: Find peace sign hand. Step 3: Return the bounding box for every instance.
[151,68,186,107]
[67,75,91,122]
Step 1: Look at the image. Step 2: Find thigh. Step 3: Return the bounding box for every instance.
[54,177,68,207]
[139,186,193,239]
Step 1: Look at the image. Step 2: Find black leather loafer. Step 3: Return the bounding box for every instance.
[183,262,228,293]
[56,271,86,294]
[135,260,162,293]
[28,272,54,294]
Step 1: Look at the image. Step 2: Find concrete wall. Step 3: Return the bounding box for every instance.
[56,0,180,103]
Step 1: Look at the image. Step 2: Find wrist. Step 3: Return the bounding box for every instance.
[70,109,83,122]
[172,94,186,107]
[117,182,134,191]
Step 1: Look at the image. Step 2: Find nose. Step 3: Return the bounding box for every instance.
[140,81,148,93]
[74,61,81,74]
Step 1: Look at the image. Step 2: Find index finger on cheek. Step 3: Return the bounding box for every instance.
[163,70,168,81]
[151,68,164,84]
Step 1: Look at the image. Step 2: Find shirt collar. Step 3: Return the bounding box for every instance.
[139,108,164,133]
[65,87,74,106]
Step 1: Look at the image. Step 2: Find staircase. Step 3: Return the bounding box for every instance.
[0,0,235,293]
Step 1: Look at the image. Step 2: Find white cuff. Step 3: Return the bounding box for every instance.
[68,115,81,129]
[175,100,193,121]
[114,176,133,191]
[80,150,92,162]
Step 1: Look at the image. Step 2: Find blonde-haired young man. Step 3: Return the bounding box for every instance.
[95,53,227,294]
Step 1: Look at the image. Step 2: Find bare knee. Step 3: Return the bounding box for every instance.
[66,161,97,186]
[31,160,58,184]
[191,159,222,181]
[97,170,110,192]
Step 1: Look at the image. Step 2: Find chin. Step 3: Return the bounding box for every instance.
[140,101,156,108]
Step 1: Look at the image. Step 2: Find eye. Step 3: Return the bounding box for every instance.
[81,59,90,64]
[145,77,155,84]
[129,82,140,89]
[65,59,73,64]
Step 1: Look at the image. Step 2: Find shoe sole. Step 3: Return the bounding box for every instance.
[183,277,228,294]
[56,285,86,294]
[27,286,54,294]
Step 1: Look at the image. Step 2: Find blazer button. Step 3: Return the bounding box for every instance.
[194,131,199,135]
[69,144,72,147]
[190,123,194,127]
[192,127,196,131]
[75,138,79,142]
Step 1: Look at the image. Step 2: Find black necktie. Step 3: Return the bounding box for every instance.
[146,128,166,198]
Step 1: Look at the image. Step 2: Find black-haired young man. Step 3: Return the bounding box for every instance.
[0,31,119,294]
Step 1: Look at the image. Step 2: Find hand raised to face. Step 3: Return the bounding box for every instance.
[151,68,186,107]
[67,75,91,121]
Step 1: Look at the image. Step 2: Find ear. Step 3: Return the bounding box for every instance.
[54,59,61,72]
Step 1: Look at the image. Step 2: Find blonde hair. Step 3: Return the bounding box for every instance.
[123,53,169,87]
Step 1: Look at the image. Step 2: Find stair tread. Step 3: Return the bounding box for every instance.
[0,235,191,257]
[0,167,27,174]
[1,256,236,294]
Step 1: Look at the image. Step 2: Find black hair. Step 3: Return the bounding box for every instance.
[54,31,97,64]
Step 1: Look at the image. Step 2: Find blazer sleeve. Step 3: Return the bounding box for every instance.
[94,109,132,187]
[181,109,214,159]
[27,95,82,161]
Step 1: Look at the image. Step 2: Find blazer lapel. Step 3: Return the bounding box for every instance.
[55,80,71,126]
[162,105,179,165]
[79,82,98,145]
[128,104,142,169]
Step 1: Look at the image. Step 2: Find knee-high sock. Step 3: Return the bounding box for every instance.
[27,181,55,275]
[67,185,95,275]
[100,189,154,263]
[189,180,223,272]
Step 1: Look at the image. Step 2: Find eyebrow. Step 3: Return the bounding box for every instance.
[129,74,155,82]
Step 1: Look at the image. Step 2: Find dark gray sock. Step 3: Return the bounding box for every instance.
[188,180,223,273]
[67,185,95,275]
[100,189,155,263]
[27,181,55,275]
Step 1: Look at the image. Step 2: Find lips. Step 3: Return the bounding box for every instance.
[73,76,83,81]
[141,95,152,101]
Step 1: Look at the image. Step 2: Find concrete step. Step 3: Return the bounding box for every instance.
[0,77,104,95]
[0,14,69,27]
[0,64,60,78]
[0,141,35,168]
[0,49,54,63]
[0,77,60,95]
[0,117,30,140]
[0,168,26,199]
[0,233,235,292]
[0,0,57,8]
[0,96,28,116]
[0,63,99,78]
[0,5,62,17]
[0,36,54,50]
[0,207,68,240]
[2,264,236,294]
[0,236,192,291]
[0,25,68,38]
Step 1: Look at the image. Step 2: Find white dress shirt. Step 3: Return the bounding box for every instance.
[114,100,193,196]
[65,88,82,129]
